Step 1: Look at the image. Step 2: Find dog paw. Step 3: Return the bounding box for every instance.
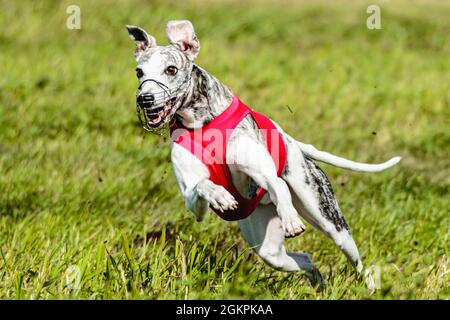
[194,211,206,222]
[197,181,238,212]
[305,267,325,290]
[208,186,238,212]
[282,212,306,238]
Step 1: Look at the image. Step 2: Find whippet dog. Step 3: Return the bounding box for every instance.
[126,20,401,286]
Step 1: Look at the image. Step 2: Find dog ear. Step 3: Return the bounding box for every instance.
[166,20,200,61]
[126,25,157,60]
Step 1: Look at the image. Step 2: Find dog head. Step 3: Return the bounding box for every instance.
[126,20,200,129]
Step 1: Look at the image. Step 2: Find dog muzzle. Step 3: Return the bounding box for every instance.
[136,78,190,133]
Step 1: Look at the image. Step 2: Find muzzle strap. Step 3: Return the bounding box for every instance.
[135,75,191,133]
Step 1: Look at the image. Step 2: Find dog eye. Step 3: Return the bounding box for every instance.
[165,66,178,76]
[136,68,144,78]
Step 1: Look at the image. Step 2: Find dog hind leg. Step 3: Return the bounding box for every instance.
[238,204,324,287]
[283,139,363,273]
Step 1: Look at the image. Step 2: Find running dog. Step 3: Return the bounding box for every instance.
[126,20,401,286]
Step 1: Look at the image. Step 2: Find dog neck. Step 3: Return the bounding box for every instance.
[175,65,233,129]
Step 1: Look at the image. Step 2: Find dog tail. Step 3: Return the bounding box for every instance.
[297,142,401,172]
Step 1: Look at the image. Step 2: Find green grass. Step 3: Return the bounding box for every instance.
[0,0,449,299]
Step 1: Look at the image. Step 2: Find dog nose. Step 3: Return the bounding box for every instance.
[137,93,155,108]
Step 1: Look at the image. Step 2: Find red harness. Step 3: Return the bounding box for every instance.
[170,95,287,221]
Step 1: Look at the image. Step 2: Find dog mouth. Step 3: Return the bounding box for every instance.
[144,103,173,128]
[137,95,179,129]
[135,77,191,132]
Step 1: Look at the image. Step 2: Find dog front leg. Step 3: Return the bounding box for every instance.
[172,143,211,221]
[182,183,210,222]
[171,143,237,221]
[228,137,306,237]
[254,172,306,238]
[195,179,238,213]
[182,179,238,221]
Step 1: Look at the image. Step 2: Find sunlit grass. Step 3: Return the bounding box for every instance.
[0,0,448,299]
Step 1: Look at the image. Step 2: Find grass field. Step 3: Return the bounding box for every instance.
[0,0,448,299]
